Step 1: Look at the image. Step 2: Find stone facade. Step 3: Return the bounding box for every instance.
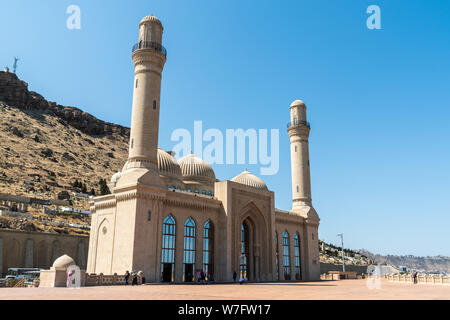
[0,229,89,276]
[86,15,321,283]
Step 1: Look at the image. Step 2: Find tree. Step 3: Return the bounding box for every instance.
[99,178,110,195]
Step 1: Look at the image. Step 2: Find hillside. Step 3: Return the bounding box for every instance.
[358,249,450,275]
[0,70,129,205]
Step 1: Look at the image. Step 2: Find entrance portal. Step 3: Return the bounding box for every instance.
[184,263,194,282]
[240,222,249,279]
[162,263,174,282]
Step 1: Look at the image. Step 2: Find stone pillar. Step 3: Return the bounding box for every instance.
[77,242,86,270]
[24,239,34,268]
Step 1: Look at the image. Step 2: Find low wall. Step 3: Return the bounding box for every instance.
[320,263,368,275]
[0,210,33,219]
[85,273,133,286]
[0,229,89,276]
[385,274,450,285]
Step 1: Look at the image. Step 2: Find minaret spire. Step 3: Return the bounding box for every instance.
[118,15,167,187]
[287,99,318,220]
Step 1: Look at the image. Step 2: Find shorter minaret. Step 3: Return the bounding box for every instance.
[287,100,318,219]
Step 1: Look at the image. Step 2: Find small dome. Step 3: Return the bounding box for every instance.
[52,255,76,269]
[140,15,163,28]
[158,148,182,180]
[178,153,216,184]
[231,170,268,191]
[290,100,306,108]
[111,171,122,183]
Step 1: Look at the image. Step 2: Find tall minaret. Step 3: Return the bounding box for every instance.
[119,15,167,187]
[287,100,318,219]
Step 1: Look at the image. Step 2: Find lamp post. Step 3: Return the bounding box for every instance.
[337,233,345,272]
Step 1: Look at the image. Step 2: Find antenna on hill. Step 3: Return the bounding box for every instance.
[13,57,19,74]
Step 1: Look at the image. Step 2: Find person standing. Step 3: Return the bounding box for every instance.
[132,271,138,286]
[124,271,130,285]
[233,271,237,283]
[413,272,418,284]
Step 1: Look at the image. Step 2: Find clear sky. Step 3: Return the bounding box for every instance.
[1,0,449,256]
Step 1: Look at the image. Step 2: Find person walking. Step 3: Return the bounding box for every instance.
[233,271,237,283]
[413,272,418,284]
[124,271,130,285]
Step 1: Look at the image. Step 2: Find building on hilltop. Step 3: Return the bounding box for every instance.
[86,15,321,283]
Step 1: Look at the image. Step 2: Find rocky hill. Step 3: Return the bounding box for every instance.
[0,70,129,205]
[358,249,450,275]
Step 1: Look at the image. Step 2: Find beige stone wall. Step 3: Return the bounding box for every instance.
[0,229,89,276]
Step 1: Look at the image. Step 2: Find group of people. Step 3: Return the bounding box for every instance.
[124,270,146,286]
[196,270,214,283]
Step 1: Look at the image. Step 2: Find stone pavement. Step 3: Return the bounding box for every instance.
[1,280,449,300]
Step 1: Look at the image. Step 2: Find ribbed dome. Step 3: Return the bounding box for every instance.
[52,255,76,269]
[178,153,216,183]
[157,148,182,180]
[290,99,306,108]
[140,15,163,28]
[231,170,268,191]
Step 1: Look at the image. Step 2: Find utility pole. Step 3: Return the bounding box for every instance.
[13,57,19,74]
[337,233,345,272]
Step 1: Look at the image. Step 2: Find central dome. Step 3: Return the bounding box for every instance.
[178,153,216,184]
[231,170,268,191]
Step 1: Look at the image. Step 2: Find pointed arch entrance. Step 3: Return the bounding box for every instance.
[237,201,270,282]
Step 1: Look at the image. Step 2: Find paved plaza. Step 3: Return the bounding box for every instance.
[1,280,449,300]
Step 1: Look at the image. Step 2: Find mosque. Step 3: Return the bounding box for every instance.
[86,15,320,283]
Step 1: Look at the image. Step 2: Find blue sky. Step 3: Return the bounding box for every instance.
[1,0,449,256]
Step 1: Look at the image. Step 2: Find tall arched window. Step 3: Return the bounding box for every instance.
[282,231,291,280]
[183,217,196,282]
[161,214,176,282]
[202,220,214,280]
[240,222,249,279]
[294,232,301,280]
[275,231,280,281]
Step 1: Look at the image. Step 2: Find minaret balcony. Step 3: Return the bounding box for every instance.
[287,120,310,129]
[132,41,167,57]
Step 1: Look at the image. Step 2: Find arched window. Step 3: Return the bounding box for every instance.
[282,231,291,280]
[183,217,196,282]
[240,222,249,279]
[275,231,280,281]
[294,233,301,280]
[194,189,199,194]
[208,191,212,196]
[201,190,206,195]
[161,214,176,282]
[203,220,214,280]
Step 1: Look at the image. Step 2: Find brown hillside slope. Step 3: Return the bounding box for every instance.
[0,71,129,202]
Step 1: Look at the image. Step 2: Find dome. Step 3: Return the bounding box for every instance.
[290,99,306,108]
[231,170,268,191]
[178,153,216,184]
[111,171,122,183]
[52,254,76,269]
[157,148,182,180]
[140,15,163,28]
